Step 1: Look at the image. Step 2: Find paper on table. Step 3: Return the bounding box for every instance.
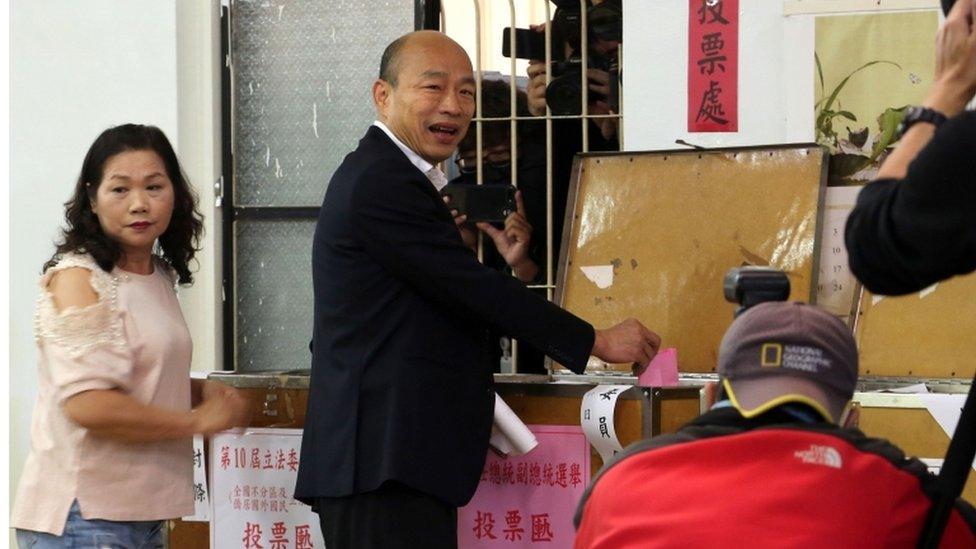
[917,394,975,472]
[489,393,538,456]
[920,458,944,475]
[581,385,626,461]
[875,383,930,394]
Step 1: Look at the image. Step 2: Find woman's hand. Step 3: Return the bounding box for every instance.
[191,384,251,435]
[65,382,250,441]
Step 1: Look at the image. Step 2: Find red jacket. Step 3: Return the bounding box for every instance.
[575,407,976,548]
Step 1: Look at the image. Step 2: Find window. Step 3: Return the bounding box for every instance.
[223,0,622,374]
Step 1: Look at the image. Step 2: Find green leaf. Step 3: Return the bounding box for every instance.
[835,110,857,122]
[870,106,908,160]
[820,60,901,116]
[815,52,825,103]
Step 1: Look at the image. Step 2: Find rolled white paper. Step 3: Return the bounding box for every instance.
[490,393,539,456]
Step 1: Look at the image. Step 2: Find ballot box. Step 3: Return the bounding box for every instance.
[167,372,704,547]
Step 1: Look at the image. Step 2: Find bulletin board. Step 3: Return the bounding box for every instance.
[554,145,827,374]
[855,273,976,379]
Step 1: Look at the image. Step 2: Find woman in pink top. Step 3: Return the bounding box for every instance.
[12,124,250,548]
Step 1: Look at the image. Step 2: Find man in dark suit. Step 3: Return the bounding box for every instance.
[295,30,660,549]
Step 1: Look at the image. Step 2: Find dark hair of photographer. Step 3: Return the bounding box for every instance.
[844,0,976,295]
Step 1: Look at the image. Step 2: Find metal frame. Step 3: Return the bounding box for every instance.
[460,0,624,372]
[220,1,429,371]
[220,5,234,371]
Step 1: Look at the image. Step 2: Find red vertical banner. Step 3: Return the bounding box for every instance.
[688,0,739,132]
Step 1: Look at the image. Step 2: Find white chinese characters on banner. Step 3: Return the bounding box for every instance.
[211,429,325,549]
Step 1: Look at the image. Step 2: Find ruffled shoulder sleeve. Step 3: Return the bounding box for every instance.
[34,253,125,358]
[153,255,180,290]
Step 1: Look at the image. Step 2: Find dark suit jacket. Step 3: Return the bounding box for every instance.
[295,126,594,507]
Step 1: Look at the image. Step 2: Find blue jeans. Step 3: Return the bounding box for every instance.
[15,501,164,548]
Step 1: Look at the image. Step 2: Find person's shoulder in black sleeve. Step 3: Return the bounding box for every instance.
[845,111,976,295]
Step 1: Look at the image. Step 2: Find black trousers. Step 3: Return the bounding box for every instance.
[314,481,458,549]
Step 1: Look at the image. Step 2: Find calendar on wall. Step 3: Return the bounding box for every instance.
[816,185,863,323]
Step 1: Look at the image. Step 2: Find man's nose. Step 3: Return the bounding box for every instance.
[440,90,463,116]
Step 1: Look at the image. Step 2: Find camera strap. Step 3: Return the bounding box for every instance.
[916,372,976,548]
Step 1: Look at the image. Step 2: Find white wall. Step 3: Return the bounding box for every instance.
[444,0,552,80]
[622,0,815,151]
[9,1,223,541]
[621,0,947,152]
[176,1,224,377]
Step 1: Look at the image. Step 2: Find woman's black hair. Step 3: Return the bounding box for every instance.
[44,124,204,284]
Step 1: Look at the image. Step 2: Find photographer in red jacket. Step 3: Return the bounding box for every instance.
[574,302,976,548]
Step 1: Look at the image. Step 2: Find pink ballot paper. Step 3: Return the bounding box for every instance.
[637,347,679,387]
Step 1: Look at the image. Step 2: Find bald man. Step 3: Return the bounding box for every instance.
[295,31,660,549]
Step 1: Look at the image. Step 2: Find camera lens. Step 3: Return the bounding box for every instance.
[546,75,582,116]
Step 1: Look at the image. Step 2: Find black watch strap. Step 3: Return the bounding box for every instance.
[898,106,948,136]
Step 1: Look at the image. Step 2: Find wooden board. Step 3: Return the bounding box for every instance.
[855,273,976,378]
[857,405,975,504]
[556,146,826,373]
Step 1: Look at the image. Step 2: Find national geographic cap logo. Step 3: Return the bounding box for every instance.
[761,343,782,367]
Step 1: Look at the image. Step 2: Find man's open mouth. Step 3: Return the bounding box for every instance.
[429,124,458,137]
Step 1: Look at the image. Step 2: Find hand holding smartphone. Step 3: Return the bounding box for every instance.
[440,183,517,224]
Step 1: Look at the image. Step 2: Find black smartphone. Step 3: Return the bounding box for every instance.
[502,27,547,60]
[440,183,517,223]
[942,0,956,15]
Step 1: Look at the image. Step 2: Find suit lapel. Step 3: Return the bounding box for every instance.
[363,126,455,223]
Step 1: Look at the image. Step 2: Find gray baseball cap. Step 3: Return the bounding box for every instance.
[717,301,858,423]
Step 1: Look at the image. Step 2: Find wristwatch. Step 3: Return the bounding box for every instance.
[897,106,947,137]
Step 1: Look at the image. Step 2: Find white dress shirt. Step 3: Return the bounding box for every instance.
[372,120,449,191]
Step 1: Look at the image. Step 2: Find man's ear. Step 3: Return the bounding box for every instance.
[372,79,391,119]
